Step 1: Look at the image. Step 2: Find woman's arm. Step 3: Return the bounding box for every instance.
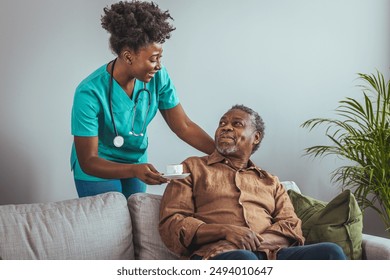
[74,136,168,185]
[160,104,215,155]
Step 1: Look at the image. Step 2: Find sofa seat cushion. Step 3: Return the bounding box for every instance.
[0,192,134,260]
[128,193,179,260]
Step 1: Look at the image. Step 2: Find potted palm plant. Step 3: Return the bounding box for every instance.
[301,71,390,235]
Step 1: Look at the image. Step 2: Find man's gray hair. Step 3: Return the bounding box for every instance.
[229,104,265,153]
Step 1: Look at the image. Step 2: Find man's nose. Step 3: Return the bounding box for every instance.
[222,124,233,131]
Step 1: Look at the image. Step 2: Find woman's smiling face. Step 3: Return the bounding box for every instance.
[128,42,163,82]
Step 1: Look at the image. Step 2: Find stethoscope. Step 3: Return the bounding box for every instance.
[108,58,152,148]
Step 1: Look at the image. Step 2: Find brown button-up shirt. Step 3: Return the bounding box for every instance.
[159,151,304,260]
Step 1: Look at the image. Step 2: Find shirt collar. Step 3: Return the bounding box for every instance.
[207,150,264,176]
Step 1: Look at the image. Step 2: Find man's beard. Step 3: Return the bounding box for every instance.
[216,144,237,155]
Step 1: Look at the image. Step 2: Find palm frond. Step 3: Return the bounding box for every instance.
[302,71,390,235]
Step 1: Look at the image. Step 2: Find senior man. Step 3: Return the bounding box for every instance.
[159,104,346,260]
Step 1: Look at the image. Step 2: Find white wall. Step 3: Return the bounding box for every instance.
[0,0,389,237]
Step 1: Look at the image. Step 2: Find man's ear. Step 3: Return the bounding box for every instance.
[253,131,261,145]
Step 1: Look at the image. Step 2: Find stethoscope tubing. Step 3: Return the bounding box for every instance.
[108,59,119,137]
[108,58,152,147]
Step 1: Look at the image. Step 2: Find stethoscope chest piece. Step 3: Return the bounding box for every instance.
[113,135,124,148]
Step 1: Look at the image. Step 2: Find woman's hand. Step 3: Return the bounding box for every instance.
[74,136,169,184]
[132,163,169,185]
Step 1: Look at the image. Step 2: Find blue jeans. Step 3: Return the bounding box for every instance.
[74,178,146,199]
[191,242,346,260]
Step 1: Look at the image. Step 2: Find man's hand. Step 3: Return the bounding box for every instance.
[193,224,263,259]
[257,232,292,251]
[194,224,262,251]
[222,225,262,251]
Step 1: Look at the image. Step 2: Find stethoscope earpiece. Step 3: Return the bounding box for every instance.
[129,131,144,137]
[108,58,152,148]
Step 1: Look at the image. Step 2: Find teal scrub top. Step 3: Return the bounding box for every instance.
[71,63,179,181]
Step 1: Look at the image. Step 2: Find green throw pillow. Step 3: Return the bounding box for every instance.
[287,189,363,260]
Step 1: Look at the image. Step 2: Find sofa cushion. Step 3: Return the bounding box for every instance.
[0,192,134,260]
[288,189,363,259]
[128,193,179,260]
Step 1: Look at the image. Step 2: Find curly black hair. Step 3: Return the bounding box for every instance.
[230,104,265,154]
[101,1,175,55]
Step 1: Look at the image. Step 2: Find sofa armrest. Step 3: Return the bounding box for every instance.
[128,193,179,260]
[362,233,390,259]
[281,181,302,193]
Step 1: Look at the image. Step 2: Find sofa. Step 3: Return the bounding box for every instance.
[0,181,389,260]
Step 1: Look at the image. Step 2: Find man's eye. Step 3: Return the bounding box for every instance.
[219,121,226,127]
[234,122,243,126]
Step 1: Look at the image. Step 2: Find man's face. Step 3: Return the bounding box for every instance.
[215,109,260,158]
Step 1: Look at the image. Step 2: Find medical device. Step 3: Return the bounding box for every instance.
[108,58,151,148]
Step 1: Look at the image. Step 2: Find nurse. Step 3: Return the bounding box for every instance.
[71,1,214,198]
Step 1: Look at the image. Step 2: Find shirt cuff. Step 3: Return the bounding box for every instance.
[179,217,205,248]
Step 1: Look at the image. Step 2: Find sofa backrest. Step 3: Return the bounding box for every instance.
[0,192,134,260]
